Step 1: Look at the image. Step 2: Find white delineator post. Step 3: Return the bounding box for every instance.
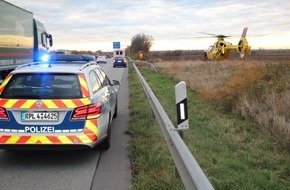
[175,81,189,136]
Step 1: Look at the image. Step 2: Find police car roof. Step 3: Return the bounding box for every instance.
[14,54,100,73]
[13,63,96,74]
[49,54,95,62]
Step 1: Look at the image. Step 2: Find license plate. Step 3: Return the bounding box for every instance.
[21,112,58,121]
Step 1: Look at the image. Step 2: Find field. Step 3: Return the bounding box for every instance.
[152,57,290,150]
[127,54,290,189]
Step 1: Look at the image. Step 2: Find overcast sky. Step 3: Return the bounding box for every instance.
[5,0,290,51]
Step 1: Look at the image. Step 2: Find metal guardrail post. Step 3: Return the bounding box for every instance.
[131,60,214,190]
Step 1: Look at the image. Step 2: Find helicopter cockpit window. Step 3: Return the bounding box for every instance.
[208,46,214,52]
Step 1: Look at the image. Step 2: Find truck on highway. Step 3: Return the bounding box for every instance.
[0,0,53,80]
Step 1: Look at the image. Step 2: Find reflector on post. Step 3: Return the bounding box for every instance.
[175,81,189,130]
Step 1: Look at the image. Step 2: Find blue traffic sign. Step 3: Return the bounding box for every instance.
[113,42,120,49]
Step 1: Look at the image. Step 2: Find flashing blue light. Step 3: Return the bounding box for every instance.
[41,54,50,62]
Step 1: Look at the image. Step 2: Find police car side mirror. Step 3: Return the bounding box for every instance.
[112,80,121,86]
[48,34,53,47]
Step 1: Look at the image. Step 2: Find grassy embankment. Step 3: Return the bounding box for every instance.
[154,59,290,150]
[127,60,290,190]
[127,63,184,190]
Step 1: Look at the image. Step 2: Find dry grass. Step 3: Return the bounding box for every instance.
[155,60,247,91]
[153,59,290,150]
[236,92,290,148]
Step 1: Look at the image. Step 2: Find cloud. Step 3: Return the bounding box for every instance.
[5,0,290,51]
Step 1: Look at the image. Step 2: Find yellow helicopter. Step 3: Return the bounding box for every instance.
[204,27,251,61]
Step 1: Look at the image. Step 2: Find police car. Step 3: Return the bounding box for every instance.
[0,54,120,150]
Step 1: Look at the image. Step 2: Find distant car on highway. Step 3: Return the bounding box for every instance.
[96,55,107,64]
[113,57,127,68]
[0,54,120,150]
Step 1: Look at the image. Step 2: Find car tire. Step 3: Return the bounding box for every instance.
[113,99,118,118]
[99,119,111,150]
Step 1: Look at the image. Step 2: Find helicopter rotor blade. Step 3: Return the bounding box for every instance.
[198,32,218,36]
[197,32,233,38]
[183,35,232,39]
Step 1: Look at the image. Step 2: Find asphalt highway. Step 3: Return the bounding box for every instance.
[0,59,131,190]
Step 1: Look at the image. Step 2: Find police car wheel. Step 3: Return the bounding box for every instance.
[98,120,111,150]
[113,99,118,118]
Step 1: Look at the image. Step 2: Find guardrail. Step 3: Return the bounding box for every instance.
[134,60,158,73]
[127,57,214,190]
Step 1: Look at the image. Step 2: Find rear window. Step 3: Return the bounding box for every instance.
[0,73,82,99]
